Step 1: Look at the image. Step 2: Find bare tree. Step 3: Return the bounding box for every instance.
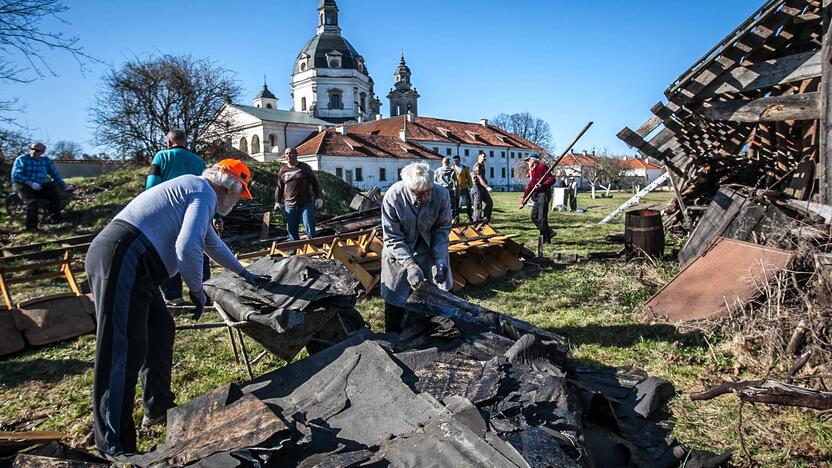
[89,54,242,161]
[491,112,554,152]
[0,0,96,123]
[51,139,82,159]
[584,156,624,198]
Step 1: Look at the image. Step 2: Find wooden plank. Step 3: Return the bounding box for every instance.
[634,115,662,137]
[704,92,820,122]
[821,0,832,202]
[599,172,671,224]
[705,50,820,97]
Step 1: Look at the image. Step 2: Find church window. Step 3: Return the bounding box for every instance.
[326,51,342,69]
[446,148,452,156]
[336,167,343,179]
[464,149,470,156]
[300,62,307,71]
[355,167,363,182]
[379,168,387,181]
[251,135,261,154]
[328,89,343,109]
[301,97,307,111]
[359,93,367,112]
[239,137,248,154]
[266,103,273,109]
[268,134,276,151]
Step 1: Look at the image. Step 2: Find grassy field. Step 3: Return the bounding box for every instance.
[0,189,829,465]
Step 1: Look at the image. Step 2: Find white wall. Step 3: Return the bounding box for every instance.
[413,141,535,191]
[300,154,441,191]
[291,68,375,122]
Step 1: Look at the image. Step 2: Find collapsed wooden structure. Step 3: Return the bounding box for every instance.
[242,223,531,294]
[618,0,830,226]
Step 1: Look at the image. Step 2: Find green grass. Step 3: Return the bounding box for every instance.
[0,189,829,465]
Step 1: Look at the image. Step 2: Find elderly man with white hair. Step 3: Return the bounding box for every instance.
[380,162,453,333]
[85,159,269,458]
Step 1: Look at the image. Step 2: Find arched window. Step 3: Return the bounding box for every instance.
[301,97,307,111]
[251,135,261,154]
[239,137,248,154]
[300,62,307,71]
[268,134,276,151]
[266,103,273,109]
[359,92,367,112]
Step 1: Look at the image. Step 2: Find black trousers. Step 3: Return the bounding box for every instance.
[471,186,493,222]
[14,182,62,229]
[445,187,459,223]
[384,302,407,333]
[86,220,174,455]
[458,189,473,223]
[531,191,551,237]
[161,255,210,301]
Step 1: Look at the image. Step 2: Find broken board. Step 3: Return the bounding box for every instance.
[0,312,25,357]
[645,237,793,322]
[11,294,96,347]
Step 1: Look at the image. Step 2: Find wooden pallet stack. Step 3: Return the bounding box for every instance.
[617,0,827,229]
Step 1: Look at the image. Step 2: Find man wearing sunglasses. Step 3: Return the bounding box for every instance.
[10,142,74,232]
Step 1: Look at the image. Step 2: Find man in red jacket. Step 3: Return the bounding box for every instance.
[521,154,556,243]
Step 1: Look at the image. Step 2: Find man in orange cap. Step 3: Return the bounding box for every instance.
[86,158,268,458]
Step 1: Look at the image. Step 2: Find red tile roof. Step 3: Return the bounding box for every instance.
[557,153,598,167]
[296,129,442,160]
[619,157,662,170]
[346,116,543,152]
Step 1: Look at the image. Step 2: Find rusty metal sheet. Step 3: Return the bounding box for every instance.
[646,237,793,322]
[11,294,95,346]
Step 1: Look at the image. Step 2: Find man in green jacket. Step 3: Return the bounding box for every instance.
[146,129,219,304]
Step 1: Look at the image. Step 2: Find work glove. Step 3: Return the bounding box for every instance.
[29,182,42,191]
[434,262,448,285]
[486,186,493,192]
[273,202,282,212]
[406,263,425,288]
[315,198,323,210]
[189,290,207,321]
[240,269,271,287]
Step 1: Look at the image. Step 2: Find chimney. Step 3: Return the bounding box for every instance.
[376,114,383,121]
[399,128,407,142]
[336,125,347,135]
[480,118,488,127]
[317,125,325,133]
[406,111,414,123]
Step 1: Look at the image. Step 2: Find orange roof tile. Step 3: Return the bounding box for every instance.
[296,129,442,160]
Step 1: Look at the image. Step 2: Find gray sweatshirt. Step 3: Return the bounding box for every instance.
[115,175,244,294]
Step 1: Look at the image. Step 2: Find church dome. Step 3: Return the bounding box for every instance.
[296,33,366,74]
[255,83,276,99]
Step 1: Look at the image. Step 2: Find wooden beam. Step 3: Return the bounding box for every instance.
[705,50,821,97]
[634,115,662,138]
[821,0,832,203]
[704,92,820,122]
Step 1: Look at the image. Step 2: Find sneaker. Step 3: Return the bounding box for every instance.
[166,297,185,306]
[141,412,167,430]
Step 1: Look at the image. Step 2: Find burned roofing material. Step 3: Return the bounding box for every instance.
[123,274,728,466]
[618,0,825,229]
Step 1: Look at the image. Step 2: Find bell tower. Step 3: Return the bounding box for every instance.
[387,55,420,117]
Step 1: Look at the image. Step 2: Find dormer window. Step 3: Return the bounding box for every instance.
[328,89,343,109]
[325,50,342,69]
[298,54,310,72]
[357,57,365,73]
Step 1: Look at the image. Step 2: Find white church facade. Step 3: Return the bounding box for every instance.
[214,0,541,189]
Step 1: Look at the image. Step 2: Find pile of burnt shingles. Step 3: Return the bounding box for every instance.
[115,283,727,467]
[203,256,365,360]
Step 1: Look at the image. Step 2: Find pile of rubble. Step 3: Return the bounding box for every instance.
[101,277,726,467]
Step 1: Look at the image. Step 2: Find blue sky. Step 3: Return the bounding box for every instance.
[0,0,763,156]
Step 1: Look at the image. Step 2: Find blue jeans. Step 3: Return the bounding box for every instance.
[161,254,210,301]
[284,201,316,240]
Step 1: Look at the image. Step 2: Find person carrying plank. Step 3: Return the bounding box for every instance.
[86,159,269,459]
[521,154,556,243]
